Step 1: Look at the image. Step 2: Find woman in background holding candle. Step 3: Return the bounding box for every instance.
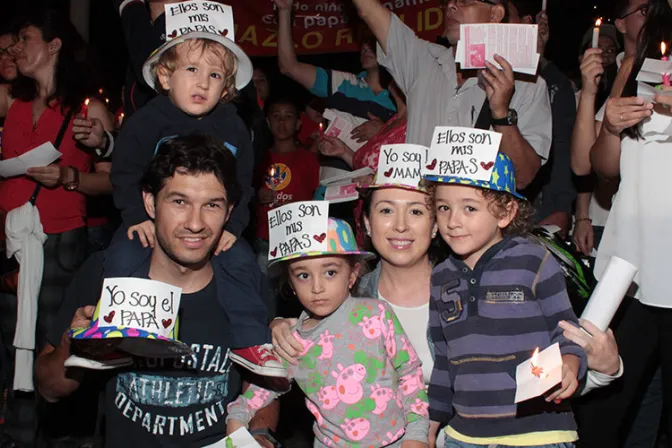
[0,9,112,447]
[575,1,672,446]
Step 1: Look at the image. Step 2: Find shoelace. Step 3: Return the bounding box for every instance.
[258,344,276,359]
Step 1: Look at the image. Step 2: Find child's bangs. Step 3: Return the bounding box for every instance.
[187,39,238,77]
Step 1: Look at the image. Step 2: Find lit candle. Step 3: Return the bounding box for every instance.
[98,88,103,95]
[118,112,125,128]
[542,0,547,11]
[81,98,90,119]
[318,122,324,136]
[105,98,110,106]
[268,166,277,207]
[592,18,602,48]
[662,42,670,86]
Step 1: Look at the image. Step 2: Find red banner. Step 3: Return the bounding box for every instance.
[229,1,444,57]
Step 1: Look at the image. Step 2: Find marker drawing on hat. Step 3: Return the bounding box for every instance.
[361,144,429,192]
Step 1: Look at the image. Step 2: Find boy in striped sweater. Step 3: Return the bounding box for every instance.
[424,153,586,448]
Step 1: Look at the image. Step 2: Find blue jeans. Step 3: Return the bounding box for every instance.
[444,435,575,448]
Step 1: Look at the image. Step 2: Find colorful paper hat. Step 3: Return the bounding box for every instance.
[360,144,429,192]
[69,278,191,358]
[424,152,526,200]
[267,201,375,266]
[142,1,252,91]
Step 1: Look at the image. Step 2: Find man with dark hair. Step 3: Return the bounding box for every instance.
[34,134,281,447]
[508,0,577,236]
[350,0,552,189]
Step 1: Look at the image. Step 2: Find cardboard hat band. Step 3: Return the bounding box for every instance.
[69,299,191,358]
[358,176,427,193]
[424,153,526,200]
[269,218,375,266]
[142,31,253,91]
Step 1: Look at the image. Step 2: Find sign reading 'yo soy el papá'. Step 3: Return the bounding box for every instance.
[268,201,330,262]
[97,278,182,338]
[164,1,235,42]
[377,144,429,188]
[424,126,502,182]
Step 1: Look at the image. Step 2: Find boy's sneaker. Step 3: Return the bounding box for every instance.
[231,344,288,378]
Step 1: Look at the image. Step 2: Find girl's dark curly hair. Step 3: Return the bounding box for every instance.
[425,182,535,237]
[10,9,96,115]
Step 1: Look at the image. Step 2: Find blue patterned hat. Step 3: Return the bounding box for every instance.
[423,153,526,200]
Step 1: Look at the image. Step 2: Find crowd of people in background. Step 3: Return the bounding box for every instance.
[0,0,670,446]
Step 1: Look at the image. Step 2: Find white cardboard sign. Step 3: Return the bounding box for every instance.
[377,144,429,188]
[424,127,502,181]
[268,201,330,262]
[203,427,262,448]
[514,343,563,403]
[98,278,182,338]
[164,1,235,42]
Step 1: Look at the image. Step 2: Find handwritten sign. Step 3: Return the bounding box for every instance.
[514,343,563,403]
[98,278,182,338]
[377,144,429,188]
[164,1,235,42]
[268,201,329,262]
[424,127,502,182]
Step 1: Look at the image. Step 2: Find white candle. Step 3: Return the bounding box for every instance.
[592,18,602,48]
[542,0,547,11]
[581,256,637,332]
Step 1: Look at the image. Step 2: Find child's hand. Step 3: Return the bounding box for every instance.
[546,354,580,403]
[270,317,300,365]
[401,441,429,448]
[428,421,441,448]
[226,418,245,436]
[127,220,156,248]
[215,230,237,255]
[258,188,275,205]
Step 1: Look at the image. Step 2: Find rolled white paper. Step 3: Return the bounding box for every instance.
[542,0,547,10]
[592,25,600,48]
[581,256,637,332]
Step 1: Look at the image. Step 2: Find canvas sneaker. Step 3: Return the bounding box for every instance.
[231,344,288,378]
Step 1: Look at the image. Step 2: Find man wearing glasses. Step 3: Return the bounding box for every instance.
[0,27,16,85]
[350,0,552,190]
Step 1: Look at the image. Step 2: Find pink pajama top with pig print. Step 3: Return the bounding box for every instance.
[226,296,430,447]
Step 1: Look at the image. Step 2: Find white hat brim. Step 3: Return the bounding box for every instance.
[142,31,253,92]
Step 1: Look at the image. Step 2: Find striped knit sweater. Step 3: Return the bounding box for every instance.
[427,236,587,438]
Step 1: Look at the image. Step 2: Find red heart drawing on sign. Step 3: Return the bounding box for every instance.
[219,29,229,37]
[314,233,327,243]
[383,168,394,177]
[481,161,494,170]
[167,30,178,39]
[162,319,173,329]
[270,247,278,257]
[103,311,115,324]
[426,159,437,170]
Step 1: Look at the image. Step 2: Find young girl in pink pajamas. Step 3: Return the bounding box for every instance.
[226,216,430,447]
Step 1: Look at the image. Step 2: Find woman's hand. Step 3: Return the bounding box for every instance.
[603,97,653,136]
[72,114,106,149]
[26,165,72,188]
[270,318,300,365]
[579,48,604,97]
[559,319,620,376]
[318,135,350,159]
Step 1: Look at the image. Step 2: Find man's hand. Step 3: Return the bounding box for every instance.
[538,212,570,238]
[579,48,604,97]
[535,11,549,55]
[482,54,515,119]
[127,220,156,248]
[351,112,384,143]
[26,165,71,188]
[272,0,292,10]
[603,97,653,136]
[215,230,237,255]
[559,319,620,376]
[70,306,96,330]
[572,219,594,256]
[72,114,106,149]
[258,188,275,205]
[546,354,580,403]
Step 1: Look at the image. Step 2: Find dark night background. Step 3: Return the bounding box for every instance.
[5,0,622,111]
